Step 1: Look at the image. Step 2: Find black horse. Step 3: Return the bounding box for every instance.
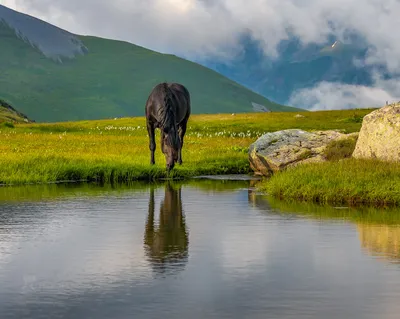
[145,82,191,171]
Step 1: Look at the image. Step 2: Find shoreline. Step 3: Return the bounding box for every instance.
[256,158,400,208]
[1,166,399,209]
[0,173,259,187]
[1,109,398,208]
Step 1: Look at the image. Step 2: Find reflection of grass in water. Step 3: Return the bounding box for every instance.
[0,179,249,202]
[0,182,151,202]
[184,179,250,192]
[254,195,400,263]
[262,195,400,225]
[358,224,400,262]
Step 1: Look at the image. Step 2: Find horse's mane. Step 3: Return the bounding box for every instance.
[158,83,179,148]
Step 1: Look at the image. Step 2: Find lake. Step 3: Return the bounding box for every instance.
[1,178,400,319]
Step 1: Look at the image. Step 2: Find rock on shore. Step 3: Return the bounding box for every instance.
[249,129,357,176]
[352,103,400,162]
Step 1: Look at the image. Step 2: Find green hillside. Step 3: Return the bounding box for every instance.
[0,22,301,123]
[0,99,32,123]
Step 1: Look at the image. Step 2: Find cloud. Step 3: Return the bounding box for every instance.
[289,75,400,111]
[2,0,400,70]
[2,0,243,60]
[3,0,400,109]
[289,82,397,111]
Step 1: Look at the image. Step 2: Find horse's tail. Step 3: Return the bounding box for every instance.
[160,83,179,148]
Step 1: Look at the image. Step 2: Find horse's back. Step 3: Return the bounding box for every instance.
[147,82,190,103]
[168,83,190,100]
[146,82,191,124]
[168,83,191,118]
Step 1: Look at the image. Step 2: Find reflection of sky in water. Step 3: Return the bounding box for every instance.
[0,184,400,318]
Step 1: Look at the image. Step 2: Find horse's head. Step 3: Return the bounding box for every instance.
[162,127,180,171]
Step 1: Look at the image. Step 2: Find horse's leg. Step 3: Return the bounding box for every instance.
[147,121,156,165]
[178,120,187,165]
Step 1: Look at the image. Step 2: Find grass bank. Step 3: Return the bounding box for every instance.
[258,159,400,207]
[0,109,372,185]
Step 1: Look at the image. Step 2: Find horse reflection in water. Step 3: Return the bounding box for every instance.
[144,182,189,275]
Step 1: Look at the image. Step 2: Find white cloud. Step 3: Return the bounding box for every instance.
[288,82,392,111]
[289,75,400,110]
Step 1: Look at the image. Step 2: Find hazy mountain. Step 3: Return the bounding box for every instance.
[0,5,301,123]
[201,33,382,106]
[0,4,88,61]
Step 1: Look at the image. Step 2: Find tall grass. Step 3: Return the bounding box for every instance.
[259,159,400,206]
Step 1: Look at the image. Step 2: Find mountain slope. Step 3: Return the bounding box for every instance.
[0,99,32,123]
[0,5,301,123]
[0,4,87,61]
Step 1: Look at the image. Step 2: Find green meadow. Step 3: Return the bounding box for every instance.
[1,108,399,207]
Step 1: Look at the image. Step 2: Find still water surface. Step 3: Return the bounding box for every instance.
[1,180,400,318]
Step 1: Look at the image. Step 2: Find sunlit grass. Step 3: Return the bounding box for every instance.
[0,130,249,184]
[259,159,400,206]
[0,108,375,186]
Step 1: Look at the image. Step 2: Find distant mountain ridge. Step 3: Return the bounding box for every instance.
[0,4,87,61]
[0,5,301,123]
